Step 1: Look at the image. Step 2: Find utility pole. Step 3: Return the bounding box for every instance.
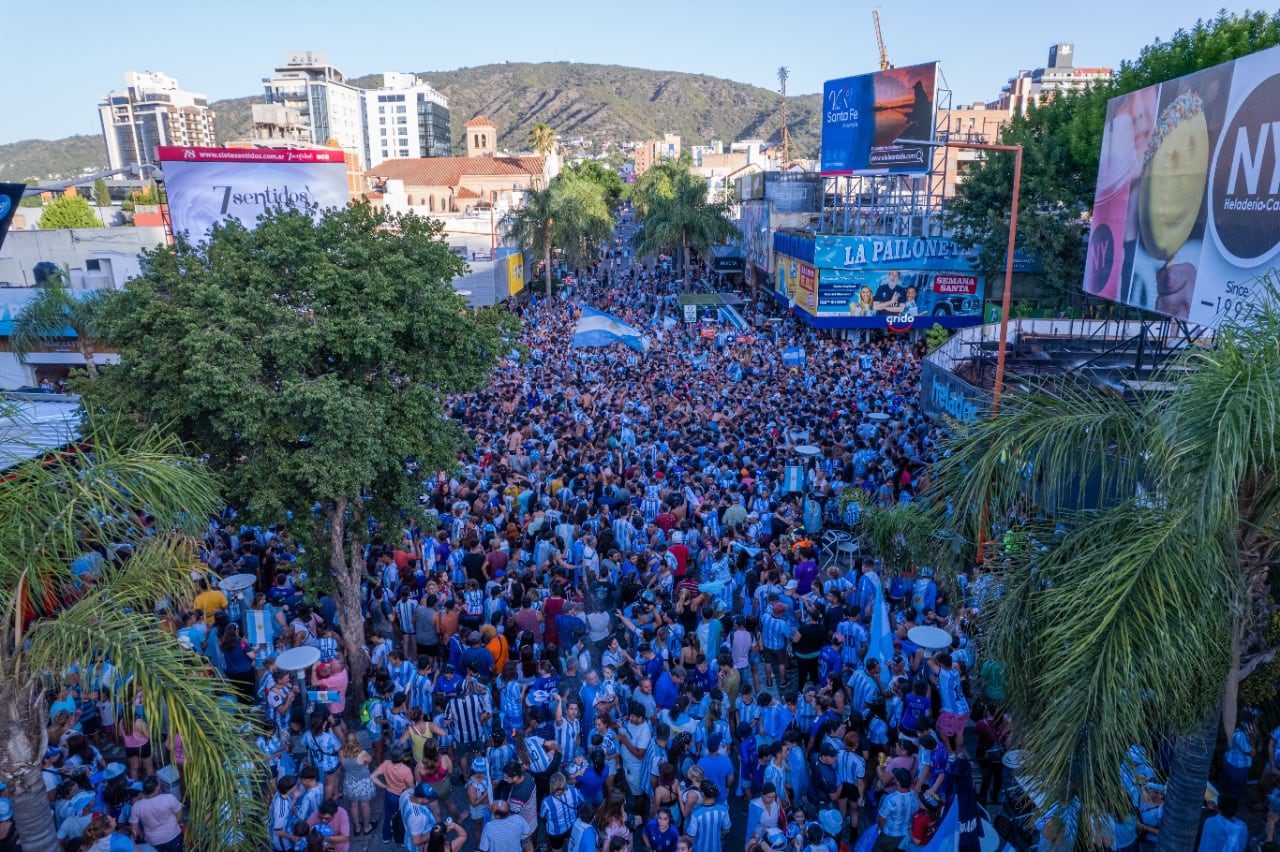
[777,66,791,165]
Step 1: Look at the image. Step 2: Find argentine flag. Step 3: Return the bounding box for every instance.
[572,306,651,353]
[866,570,896,667]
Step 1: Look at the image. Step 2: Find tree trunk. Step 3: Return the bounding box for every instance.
[77,339,97,377]
[1155,706,1220,852]
[328,499,370,698]
[0,676,56,851]
[544,237,553,301]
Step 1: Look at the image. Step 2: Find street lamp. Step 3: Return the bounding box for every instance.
[907,139,1023,412]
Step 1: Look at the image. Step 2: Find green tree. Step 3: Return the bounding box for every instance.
[528,122,557,157]
[560,159,627,211]
[507,174,613,298]
[92,178,111,207]
[0,421,265,851]
[634,155,735,282]
[10,272,109,376]
[79,204,516,690]
[945,10,1280,309]
[931,289,1280,849]
[37,194,100,229]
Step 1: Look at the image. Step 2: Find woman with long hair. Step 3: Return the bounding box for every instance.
[339,732,375,836]
[594,789,632,848]
[652,762,680,823]
[218,622,257,704]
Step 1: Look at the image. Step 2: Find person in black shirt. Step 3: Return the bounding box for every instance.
[791,606,827,690]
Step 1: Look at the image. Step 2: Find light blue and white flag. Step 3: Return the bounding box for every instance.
[782,345,806,367]
[920,796,960,852]
[572,306,651,353]
[866,571,895,667]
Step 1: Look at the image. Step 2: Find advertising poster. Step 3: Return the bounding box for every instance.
[0,183,23,251]
[739,200,772,273]
[775,253,818,310]
[1084,45,1280,327]
[505,253,526,298]
[157,146,349,241]
[821,62,938,175]
[817,269,983,327]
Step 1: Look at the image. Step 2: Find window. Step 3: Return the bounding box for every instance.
[378,106,385,114]
[380,128,387,137]
[398,148,409,157]
[381,149,389,158]
[396,105,406,114]
[397,117,407,125]
[379,117,386,125]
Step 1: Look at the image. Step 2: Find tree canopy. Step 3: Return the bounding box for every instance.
[507,172,613,297]
[945,10,1280,309]
[79,203,516,684]
[37,194,100,229]
[632,154,735,280]
[932,288,1280,848]
[0,421,265,851]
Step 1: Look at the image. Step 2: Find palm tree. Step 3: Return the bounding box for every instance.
[931,296,1280,849]
[10,272,110,377]
[0,418,267,850]
[634,165,735,282]
[528,123,556,158]
[507,175,612,299]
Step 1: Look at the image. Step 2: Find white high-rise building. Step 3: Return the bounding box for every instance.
[362,72,451,169]
[97,72,217,171]
[254,52,364,159]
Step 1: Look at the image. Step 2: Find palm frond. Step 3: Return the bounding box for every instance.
[0,419,220,610]
[985,506,1234,831]
[930,382,1146,544]
[24,584,268,851]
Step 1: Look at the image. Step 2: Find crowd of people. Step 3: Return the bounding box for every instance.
[22,215,1279,852]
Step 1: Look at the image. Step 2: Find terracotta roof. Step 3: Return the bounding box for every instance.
[464,116,497,127]
[365,156,544,189]
[455,187,481,199]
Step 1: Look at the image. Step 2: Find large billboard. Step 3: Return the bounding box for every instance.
[806,234,985,328]
[739,200,772,273]
[821,62,938,176]
[157,146,349,241]
[0,184,23,251]
[1085,45,1280,326]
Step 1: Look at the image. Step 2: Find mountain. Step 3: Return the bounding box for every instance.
[2,62,823,182]
[0,135,109,183]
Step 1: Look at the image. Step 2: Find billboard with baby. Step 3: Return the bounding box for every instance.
[1084,45,1280,327]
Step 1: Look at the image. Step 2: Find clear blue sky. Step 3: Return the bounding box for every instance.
[2,0,1266,144]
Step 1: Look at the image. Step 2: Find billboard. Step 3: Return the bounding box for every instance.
[1084,45,1280,326]
[157,146,349,241]
[505,252,526,297]
[821,62,938,175]
[739,200,772,273]
[775,253,819,310]
[807,234,985,328]
[0,184,23,252]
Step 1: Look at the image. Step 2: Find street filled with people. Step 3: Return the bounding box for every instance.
[20,212,1275,852]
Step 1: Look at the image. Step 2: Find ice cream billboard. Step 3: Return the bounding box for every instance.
[1084,45,1280,327]
[157,146,349,242]
[821,62,938,175]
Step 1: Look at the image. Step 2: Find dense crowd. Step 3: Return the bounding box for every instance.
[22,221,1279,852]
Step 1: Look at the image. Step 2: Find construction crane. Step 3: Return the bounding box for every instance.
[777,66,792,165]
[873,7,892,71]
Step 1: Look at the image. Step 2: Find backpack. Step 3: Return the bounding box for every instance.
[910,809,940,845]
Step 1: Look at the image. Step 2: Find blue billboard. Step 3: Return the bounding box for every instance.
[821,62,938,176]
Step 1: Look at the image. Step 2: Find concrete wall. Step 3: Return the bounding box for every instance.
[0,227,167,289]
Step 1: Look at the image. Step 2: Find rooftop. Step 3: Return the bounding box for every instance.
[366,156,544,188]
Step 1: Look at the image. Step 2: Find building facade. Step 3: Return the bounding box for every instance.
[254,52,365,158]
[992,44,1113,117]
[362,72,451,168]
[97,72,217,172]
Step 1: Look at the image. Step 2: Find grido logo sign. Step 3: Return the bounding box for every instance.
[1209,72,1280,265]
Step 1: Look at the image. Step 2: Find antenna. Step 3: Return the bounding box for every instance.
[777,66,792,165]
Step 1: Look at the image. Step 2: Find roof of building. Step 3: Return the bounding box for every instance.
[464,116,497,127]
[455,187,482,200]
[365,156,544,189]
